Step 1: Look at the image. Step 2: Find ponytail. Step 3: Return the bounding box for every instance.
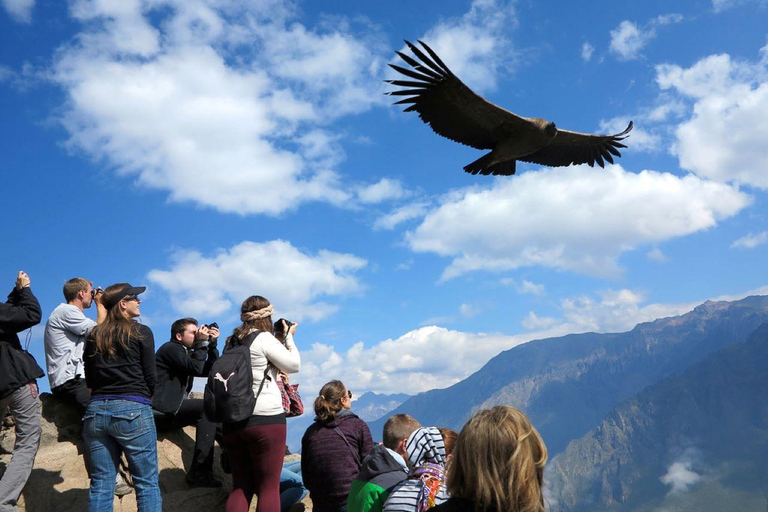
[314,380,346,423]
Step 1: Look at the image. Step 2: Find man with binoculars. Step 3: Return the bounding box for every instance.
[153,318,222,487]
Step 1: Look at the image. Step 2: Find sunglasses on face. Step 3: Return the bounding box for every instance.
[123,295,140,303]
[347,390,353,399]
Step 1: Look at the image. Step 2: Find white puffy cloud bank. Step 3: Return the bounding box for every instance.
[52,0,389,215]
[299,287,708,395]
[657,43,768,189]
[147,240,366,321]
[405,165,750,280]
[50,0,517,216]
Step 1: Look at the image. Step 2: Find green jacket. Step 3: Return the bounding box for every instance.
[348,445,408,512]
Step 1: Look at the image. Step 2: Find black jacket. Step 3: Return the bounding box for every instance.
[84,323,157,399]
[152,339,219,414]
[0,286,42,350]
[0,286,43,397]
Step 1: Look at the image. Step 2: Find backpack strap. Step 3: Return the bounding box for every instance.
[333,427,362,468]
[236,330,272,404]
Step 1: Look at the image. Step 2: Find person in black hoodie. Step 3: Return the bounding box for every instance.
[152,317,221,487]
[348,414,421,512]
[0,270,43,512]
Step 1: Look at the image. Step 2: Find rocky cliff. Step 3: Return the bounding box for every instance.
[0,394,309,512]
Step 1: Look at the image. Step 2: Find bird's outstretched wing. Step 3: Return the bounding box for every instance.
[519,122,634,168]
[387,40,532,151]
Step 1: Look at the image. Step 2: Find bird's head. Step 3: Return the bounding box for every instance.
[545,121,557,138]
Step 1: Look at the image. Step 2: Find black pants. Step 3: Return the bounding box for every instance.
[51,376,91,417]
[154,398,220,475]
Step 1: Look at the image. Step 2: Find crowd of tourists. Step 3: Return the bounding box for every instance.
[0,271,549,512]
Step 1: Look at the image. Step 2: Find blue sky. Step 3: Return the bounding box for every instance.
[2,0,768,400]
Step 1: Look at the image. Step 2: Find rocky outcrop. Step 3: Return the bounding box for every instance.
[0,393,310,512]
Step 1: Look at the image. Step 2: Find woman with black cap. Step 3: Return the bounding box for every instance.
[83,283,161,512]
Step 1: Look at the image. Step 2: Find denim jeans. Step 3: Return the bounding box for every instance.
[280,461,307,512]
[83,400,161,512]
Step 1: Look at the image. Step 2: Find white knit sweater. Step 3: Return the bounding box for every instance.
[248,329,301,416]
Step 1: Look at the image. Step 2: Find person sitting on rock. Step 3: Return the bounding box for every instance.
[382,427,458,512]
[152,317,222,488]
[348,413,422,512]
[0,270,43,512]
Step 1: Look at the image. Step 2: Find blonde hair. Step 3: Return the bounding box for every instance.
[446,406,547,512]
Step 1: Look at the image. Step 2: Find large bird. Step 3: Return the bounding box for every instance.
[387,40,633,176]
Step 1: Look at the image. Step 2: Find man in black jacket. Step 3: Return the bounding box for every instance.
[153,317,221,487]
[0,271,43,512]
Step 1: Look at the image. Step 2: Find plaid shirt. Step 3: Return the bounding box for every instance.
[277,379,304,416]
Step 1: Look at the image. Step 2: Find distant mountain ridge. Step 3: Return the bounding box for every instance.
[369,296,768,458]
[547,322,768,512]
[353,392,411,423]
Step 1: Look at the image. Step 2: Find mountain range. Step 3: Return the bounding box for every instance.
[368,295,768,510]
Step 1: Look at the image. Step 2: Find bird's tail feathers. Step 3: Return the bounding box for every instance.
[464,154,517,176]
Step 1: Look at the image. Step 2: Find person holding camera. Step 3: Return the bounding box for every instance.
[153,317,222,487]
[223,295,300,512]
[44,278,106,416]
[0,270,43,512]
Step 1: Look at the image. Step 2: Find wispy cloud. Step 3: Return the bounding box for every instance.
[731,231,768,249]
[609,14,683,61]
[581,42,595,62]
[1,0,34,23]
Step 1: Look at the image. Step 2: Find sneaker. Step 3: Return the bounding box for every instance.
[185,472,223,488]
[114,474,133,496]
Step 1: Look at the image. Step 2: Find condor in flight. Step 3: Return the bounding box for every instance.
[387,40,633,176]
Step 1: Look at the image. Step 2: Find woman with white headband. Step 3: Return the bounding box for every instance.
[222,295,301,512]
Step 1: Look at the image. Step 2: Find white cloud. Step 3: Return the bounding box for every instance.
[501,278,545,296]
[647,248,669,262]
[459,303,481,318]
[610,21,646,61]
[300,326,534,395]
[731,231,768,249]
[581,42,595,62]
[660,448,703,495]
[146,240,367,321]
[609,14,683,61]
[374,201,430,231]
[2,0,34,23]
[712,0,767,12]
[297,286,720,396]
[416,0,518,93]
[356,179,409,204]
[522,311,557,330]
[657,47,768,189]
[406,165,750,280]
[51,0,389,216]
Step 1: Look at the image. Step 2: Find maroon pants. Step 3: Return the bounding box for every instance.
[224,423,286,512]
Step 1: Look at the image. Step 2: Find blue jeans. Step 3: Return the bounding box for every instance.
[83,400,161,512]
[280,461,307,512]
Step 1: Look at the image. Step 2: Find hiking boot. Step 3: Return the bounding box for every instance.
[185,471,223,488]
[115,473,133,496]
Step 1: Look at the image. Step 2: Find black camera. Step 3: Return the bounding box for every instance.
[273,318,293,334]
[201,322,218,330]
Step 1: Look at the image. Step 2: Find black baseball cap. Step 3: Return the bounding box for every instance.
[102,284,146,310]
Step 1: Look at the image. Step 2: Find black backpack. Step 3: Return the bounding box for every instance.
[204,330,269,423]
